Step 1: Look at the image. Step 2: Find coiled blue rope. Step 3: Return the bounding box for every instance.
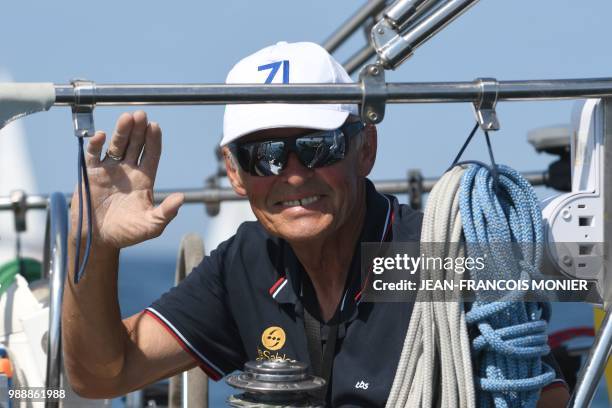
[459,163,555,408]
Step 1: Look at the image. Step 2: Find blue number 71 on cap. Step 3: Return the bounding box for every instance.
[258,60,290,84]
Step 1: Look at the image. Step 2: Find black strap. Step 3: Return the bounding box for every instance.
[73,137,93,283]
[322,320,339,387]
[304,307,339,402]
[304,308,323,376]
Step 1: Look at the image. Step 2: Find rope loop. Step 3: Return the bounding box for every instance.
[460,162,554,407]
[449,121,501,191]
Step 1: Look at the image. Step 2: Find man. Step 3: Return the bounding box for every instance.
[63,41,569,406]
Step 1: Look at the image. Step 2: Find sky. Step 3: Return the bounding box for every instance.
[2,0,612,257]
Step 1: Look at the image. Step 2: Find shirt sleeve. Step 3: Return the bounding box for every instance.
[146,238,247,380]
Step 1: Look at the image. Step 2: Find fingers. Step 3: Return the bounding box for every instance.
[103,111,154,166]
[106,112,134,161]
[151,192,184,228]
[140,122,162,182]
[124,111,148,165]
[85,131,106,167]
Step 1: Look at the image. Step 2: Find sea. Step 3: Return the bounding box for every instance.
[116,253,610,407]
[116,253,235,407]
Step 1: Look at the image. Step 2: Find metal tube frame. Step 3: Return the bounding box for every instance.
[323,0,387,54]
[343,0,446,74]
[568,306,612,407]
[52,77,612,106]
[170,234,209,408]
[42,192,68,408]
[383,0,441,30]
[0,171,548,211]
[13,64,612,408]
[567,97,612,407]
[371,0,479,69]
[344,43,377,76]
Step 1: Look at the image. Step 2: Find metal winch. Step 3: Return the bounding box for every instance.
[226,359,325,407]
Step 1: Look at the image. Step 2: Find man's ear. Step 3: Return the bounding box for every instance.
[223,147,248,197]
[357,125,377,177]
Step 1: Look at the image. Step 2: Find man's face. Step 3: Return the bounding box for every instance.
[225,125,376,243]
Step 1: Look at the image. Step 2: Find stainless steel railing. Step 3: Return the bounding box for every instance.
[51,78,612,106]
[0,171,548,212]
[42,192,68,408]
[169,234,209,408]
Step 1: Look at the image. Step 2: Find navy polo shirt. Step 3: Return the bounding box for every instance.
[146,179,564,406]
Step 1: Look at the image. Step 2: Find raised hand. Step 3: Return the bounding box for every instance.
[70,111,184,249]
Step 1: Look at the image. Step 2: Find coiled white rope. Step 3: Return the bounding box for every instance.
[386,166,476,408]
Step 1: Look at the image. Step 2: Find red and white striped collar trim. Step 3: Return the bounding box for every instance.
[269,276,288,299]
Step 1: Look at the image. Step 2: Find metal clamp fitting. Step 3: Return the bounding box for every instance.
[9,190,27,233]
[407,169,423,210]
[204,176,221,217]
[70,79,96,138]
[473,77,500,131]
[359,64,387,124]
[370,18,414,69]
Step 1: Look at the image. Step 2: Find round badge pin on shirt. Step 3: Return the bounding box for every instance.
[261,326,286,351]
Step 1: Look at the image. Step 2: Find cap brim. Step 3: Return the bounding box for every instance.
[222,104,351,146]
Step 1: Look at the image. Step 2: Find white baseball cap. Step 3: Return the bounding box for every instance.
[221,41,358,146]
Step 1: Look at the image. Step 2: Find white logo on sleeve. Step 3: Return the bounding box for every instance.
[355,381,369,390]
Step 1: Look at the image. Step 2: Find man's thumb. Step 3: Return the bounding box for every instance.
[152,192,184,224]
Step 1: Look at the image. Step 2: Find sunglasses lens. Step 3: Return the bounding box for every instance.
[295,130,345,168]
[251,141,287,176]
[233,123,360,176]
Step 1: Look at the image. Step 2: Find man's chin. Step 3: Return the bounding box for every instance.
[274,223,331,243]
[282,232,325,244]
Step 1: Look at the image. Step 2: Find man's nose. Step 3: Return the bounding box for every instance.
[280,152,312,185]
